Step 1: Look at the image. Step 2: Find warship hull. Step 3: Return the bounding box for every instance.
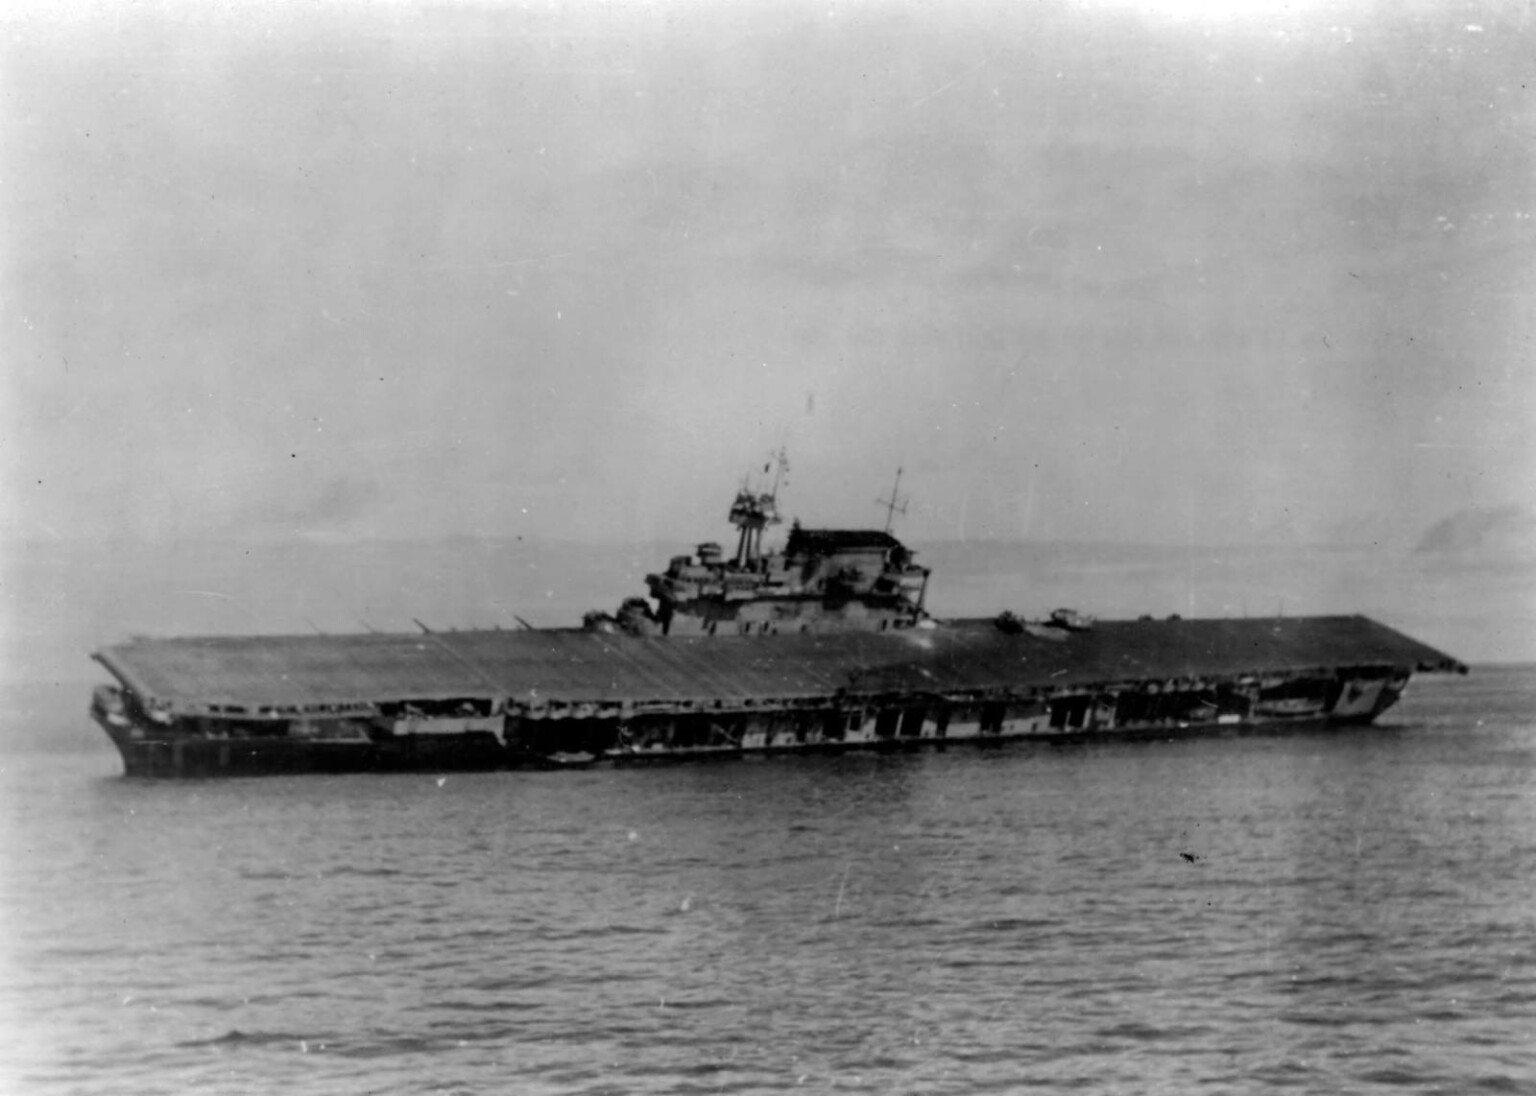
[90,615,1465,778]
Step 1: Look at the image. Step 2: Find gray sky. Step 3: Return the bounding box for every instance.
[4,0,1533,551]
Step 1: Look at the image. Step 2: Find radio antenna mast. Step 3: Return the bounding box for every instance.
[876,467,908,533]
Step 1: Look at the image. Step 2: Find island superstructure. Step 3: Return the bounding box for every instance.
[89,473,1467,777]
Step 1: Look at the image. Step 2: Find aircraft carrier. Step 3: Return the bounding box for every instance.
[89,471,1466,777]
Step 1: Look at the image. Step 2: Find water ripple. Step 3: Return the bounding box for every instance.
[3,669,1534,1094]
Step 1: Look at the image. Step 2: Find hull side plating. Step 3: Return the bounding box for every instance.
[91,644,1430,778]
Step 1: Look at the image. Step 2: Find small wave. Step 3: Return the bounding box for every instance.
[865,915,955,932]
[654,996,732,1011]
[588,923,673,937]
[183,1029,497,1060]
[328,1036,447,1060]
[465,969,645,991]
[412,999,540,1014]
[971,917,1061,932]
[1359,1067,1433,1085]
[1415,1007,1467,1022]
[1278,1011,1361,1028]
[318,865,406,879]
[181,1029,314,1049]
[519,923,673,942]
[1093,1021,1195,1042]
[938,956,1043,971]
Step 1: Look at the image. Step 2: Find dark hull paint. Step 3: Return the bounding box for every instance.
[89,612,1460,779]
[105,733,509,779]
[95,697,1399,779]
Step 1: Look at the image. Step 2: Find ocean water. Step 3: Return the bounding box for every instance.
[1,667,1533,1094]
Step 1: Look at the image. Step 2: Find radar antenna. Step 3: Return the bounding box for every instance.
[876,466,908,533]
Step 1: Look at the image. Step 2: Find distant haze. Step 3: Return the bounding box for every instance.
[3,2,1534,678]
